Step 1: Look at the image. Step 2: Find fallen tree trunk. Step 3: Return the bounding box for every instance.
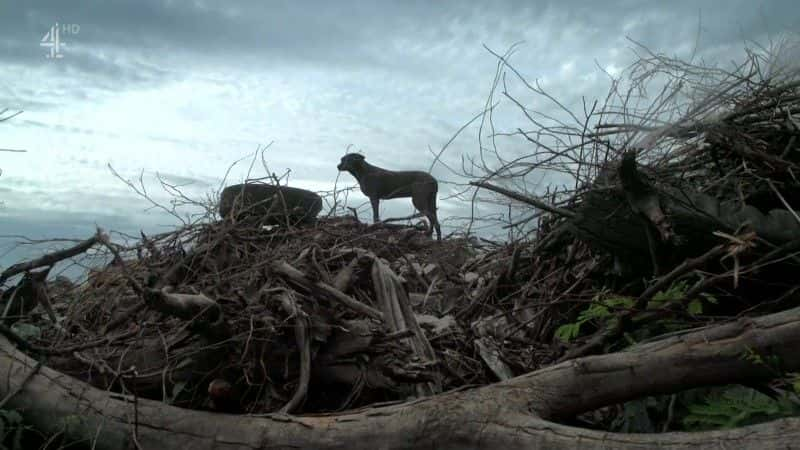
[3,305,800,449]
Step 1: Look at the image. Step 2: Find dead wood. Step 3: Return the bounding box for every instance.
[147,288,219,320]
[272,260,384,320]
[0,231,104,285]
[278,291,311,414]
[3,303,800,449]
[371,257,439,396]
[470,180,576,219]
[3,41,800,445]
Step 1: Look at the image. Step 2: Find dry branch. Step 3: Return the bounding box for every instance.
[371,257,439,395]
[278,291,311,414]
[272,260,384,320]
[4,40,800,444]
[3,303,800,449]
[0,231,104,285]
[469,180,576,219]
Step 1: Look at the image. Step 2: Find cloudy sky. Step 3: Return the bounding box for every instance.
[1,0,798,272]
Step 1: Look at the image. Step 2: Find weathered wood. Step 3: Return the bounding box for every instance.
[371,257,439,396]
[0,231,103,285]
[272,260,384,320]
[2,304,800,449]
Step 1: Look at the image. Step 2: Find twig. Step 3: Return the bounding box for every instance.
[633,244,727,312]
[0,231,104,285]
[767,179,800,226]
[559,244,730,363]
[469,181,576,219]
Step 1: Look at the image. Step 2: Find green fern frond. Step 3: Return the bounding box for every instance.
[683,386,799,431]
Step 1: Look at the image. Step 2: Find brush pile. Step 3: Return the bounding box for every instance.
[460,42,800,429]
[1,216,563,415]
[1,42,799,434]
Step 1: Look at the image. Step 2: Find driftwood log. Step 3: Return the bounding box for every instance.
[2,303,800,449]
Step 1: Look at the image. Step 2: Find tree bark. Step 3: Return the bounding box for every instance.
[2,305,800,449]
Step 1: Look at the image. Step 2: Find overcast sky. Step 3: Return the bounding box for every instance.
[1,0,798,273]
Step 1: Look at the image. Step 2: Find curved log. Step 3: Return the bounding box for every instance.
[2,305,800,449]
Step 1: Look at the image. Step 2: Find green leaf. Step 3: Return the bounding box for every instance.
[687,299,703,315]
[556,295,635,344]
[555,323,581,342]
[650,280,689,308]
[578,304,609,321]
[605,296,635,308]
[683,386,800,431]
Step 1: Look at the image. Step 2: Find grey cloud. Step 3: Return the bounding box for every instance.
[2,1,405,69]
[16,119,117,138]
[2,0,798,244]
[4,0,795,112]
[4,1,798,73]
[155,172,217,189]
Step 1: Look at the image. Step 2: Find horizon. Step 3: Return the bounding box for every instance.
[2,1,799,279]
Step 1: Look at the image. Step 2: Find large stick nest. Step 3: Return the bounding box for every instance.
[9,217,551,415]
[2,40,800,434]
